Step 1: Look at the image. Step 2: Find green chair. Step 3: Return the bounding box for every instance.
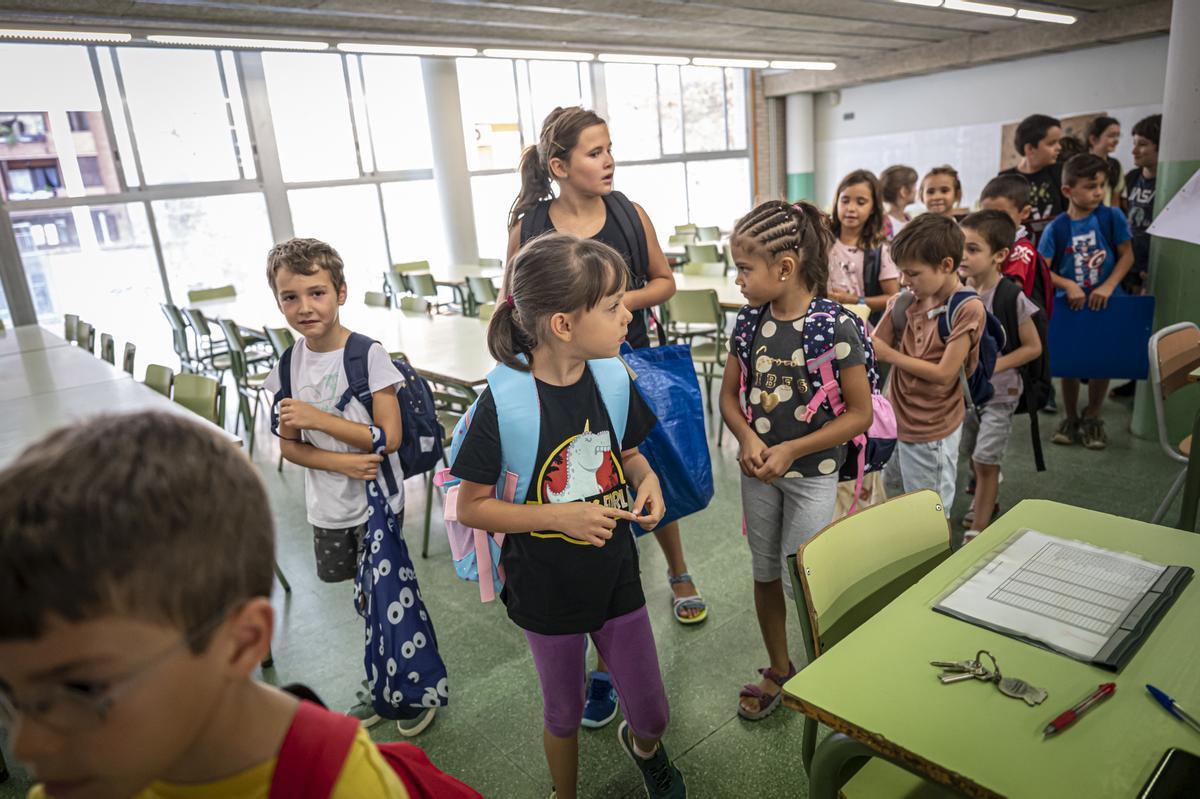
[172,373,224,427]
[0,318,5,330]
[674,223,697,235]
[399,296,431,314]
[186,285,236,303]
[63,313,79,342]
[381,261,431,303]
[466,275,498,309]
[667,233,695,249]
[664,289,725,413]
[144,364,174,397]
[724,242,736,271]
[788,490,953,797]
[122,342,136,376]
[407,273,449,313]
[479,258,503,269]
[686,243,721,264]
[682,261,725,277]
[99,332,115,365]
[696,225,721,242]
[477,302,496,322]
[365,290,390,308]
[160,303,196,372]
[181,308,231,378]
[217,318,272,455]
[74,321,95,354]
[1147,322,1200,526]
[263,326,296,472]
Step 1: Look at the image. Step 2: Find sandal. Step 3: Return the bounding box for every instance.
[668,572,708,625]
[737,662,797,721]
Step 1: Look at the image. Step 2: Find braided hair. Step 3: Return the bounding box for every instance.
[732,200,834,296]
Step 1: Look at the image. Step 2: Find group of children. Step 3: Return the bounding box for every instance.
[0,106,1165,799]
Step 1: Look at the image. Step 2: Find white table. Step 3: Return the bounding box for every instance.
[0,343,136,402]
[0,324,72,357]
[672,273,745,311]
[353,308,495,386]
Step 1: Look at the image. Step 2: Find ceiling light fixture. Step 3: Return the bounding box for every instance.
[598,53,690,65]
[892,0,943,6]
[692,57,770,69]
[146,34,328,50]
[482,48,593,61]
[1015,8,1076,24]
[942,0,1016,16]
[337,43,477,56]
[0,28,132,43]
[770,60,837,71]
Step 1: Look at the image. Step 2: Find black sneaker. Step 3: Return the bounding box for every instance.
[1110,381,1136,399]
[618,721,686,798]
[1051,418,1078,446]
[1081,418,1108,450]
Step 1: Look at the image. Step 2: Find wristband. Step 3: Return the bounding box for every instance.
[857,295,867,305]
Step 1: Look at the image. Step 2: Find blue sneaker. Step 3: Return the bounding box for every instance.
[582,671,619,729]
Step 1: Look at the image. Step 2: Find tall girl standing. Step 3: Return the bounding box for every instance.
[824,169,900,324]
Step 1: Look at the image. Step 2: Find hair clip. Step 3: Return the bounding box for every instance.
[506,294,516,309]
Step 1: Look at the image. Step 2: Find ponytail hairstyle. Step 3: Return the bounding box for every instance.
[732,200,834,296]
[879,165,918,205]
[830,169,886,249]
[487,232,627,372]
[507,106,608,230]
[919,165,963,206]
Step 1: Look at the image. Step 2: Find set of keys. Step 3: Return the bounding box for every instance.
[931,650,1048,707]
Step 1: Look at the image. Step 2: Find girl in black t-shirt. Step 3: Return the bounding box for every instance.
[451,233,685,799]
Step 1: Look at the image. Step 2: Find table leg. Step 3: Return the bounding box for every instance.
[1178,406,1200,532]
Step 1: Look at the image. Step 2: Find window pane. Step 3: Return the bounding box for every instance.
[13,202,174,372]
[457,58,522,171]
[604,64,659,162]
[0,274,10,329]
[362,56,434,172]
[681,66,726,153]
[118,48,242,185]
[380,180,447,267]
[528,60,584,133]
[289,184,388,295]
[725,68,747,151]
[154,193,273,304]
[615,162,687,248]
[263,53,359,182]
[686,158,750,230]
[470,172,520,262]
[657,66,683,156]
[0,43,122,201]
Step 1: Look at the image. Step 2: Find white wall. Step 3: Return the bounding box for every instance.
[813,36,1168,209]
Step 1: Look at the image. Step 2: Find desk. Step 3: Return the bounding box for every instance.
[0,325,72,357]
[672,273,743,311]
[0,344,136,402]
[782,500,1200,798]
[353,308,495,386]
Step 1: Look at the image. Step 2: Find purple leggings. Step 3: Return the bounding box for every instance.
[524,605,670,740]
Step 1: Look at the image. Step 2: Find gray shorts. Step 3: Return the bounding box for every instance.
[961,401,1018,466]
[741,472,838,597]
[884,424,963,517]
[312,523,366,583]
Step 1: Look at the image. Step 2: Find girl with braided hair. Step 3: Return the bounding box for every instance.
[718,201,874,720]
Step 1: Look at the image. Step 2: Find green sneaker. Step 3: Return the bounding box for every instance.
[396,706,437,737]
[347,689,382,729]
[618,721,686,798]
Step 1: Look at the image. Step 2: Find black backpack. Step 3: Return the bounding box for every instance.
[992,277,1051,472]
[862,247,884,326]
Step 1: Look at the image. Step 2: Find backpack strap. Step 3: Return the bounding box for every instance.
[991,278,1022,356]
[487,363,542,511]
[269,700,359,799]
[519,200,553,247]
[270,343,296,437]
[889,290,916,342]
[587,357,632,447]
[336,332,399,498]
[862,247,883,298]
[603,191,648,283]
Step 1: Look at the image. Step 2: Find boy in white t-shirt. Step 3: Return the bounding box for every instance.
[262,238,430,733]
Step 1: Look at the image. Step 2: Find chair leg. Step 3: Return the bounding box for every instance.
[423,473,434,558]
[803,717,818,773]
[809,732,876,799]
[1151,468,1188,524]
[274,560,292,593]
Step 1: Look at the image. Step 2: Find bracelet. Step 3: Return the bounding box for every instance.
[857,296,867,306]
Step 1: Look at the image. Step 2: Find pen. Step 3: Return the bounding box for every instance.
[1147,684,1200,734]
[1043,682,1116,737]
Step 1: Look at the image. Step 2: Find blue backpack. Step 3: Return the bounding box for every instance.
[890,289,1006,410]
[271,332,446,489]
[434,357,631,602]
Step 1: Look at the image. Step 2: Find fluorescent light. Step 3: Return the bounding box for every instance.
[598,53,690,65]
[337,42,477,56]
[770,60,837,71]
[1016,8,1076,23]
[0,28,132,43]
[893,0,943,6]
[942,0,1016,16]
[146,34,328,50]
[692,57,769,69]
[483,48,593,61]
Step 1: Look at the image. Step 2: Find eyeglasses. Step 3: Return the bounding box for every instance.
[0,609,232,735]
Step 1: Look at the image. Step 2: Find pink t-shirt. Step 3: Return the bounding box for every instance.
[828,240,899,299]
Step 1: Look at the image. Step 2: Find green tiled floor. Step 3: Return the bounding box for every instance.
[0,386,1187,798]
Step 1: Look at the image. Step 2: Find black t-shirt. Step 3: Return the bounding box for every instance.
[450,367,657,634]
[1124,169,1156,275]
[1000,164,1064,246]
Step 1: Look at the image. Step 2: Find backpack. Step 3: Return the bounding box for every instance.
[271,332,445,484]
[992,277,1051,472]
[433,357,632,602]
[890,289,1005,411]
[862,247,884,326]
[270,699,482,799]
[730,298,897,514]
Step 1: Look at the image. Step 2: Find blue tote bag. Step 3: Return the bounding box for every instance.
[620,343,714,531]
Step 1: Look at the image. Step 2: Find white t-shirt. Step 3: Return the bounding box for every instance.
[828,240,899,299]
[265,339,406,529]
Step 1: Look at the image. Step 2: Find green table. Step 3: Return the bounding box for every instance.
[782,499,1200,798]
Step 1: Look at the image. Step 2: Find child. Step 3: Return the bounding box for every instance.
[919,165,965,221]
[873,214,984,514]
[880,165,918,239]
[1086,115,1124,208]
[826,169,901,322]
[1039,153,1133,450]
[999,114,1064,245]
[262,238,434,736]
[719,200,873,721]
[957,211,1044,540]
[0,412,445,798]
[1123,113,1160,295]
[451,233,683,799]
[979,174,1055,314]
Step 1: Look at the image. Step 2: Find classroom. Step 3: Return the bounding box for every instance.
[1,1,1198,797]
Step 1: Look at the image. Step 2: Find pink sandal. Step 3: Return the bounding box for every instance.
[737,661,797,721]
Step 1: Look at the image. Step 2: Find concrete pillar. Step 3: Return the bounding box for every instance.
[421,57,479,266]
[786,93,816,202]
[1132,0,1200,442]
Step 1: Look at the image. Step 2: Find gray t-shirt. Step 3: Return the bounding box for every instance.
[741,309,867,478]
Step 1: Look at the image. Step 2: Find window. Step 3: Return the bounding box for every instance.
[457,58,522,172]
[3,161,63,198]
[522,60,590,142]
[657,66,684,156]
[360,56,433,172]
[380,180,447,267]
[289,184,389,295]
[67,110,90,132]
[154,193,273,303]
[603,64,660,162]
[470,172,520,262]
[681,66,726,153]
[615,163,688,246]
[118,48,246,185]
[263,52,360,182]
[78,156,103,187]
[686,158,751,230]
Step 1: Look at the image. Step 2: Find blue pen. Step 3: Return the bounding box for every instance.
[1146,684,1200,734]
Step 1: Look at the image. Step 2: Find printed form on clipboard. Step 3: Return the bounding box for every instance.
[934,529,1193,671]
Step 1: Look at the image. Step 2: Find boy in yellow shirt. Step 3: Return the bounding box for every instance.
[0,412,410,799]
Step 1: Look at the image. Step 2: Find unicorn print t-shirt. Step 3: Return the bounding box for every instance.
[450,368,656,635]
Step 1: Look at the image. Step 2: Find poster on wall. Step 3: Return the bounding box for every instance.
[1147,167,1200,247]
[998,112,1105,171]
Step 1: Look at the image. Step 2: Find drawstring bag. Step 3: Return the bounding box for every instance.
[354,426,448,718]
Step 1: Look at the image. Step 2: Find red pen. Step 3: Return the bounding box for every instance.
[1043,683,1116,737]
